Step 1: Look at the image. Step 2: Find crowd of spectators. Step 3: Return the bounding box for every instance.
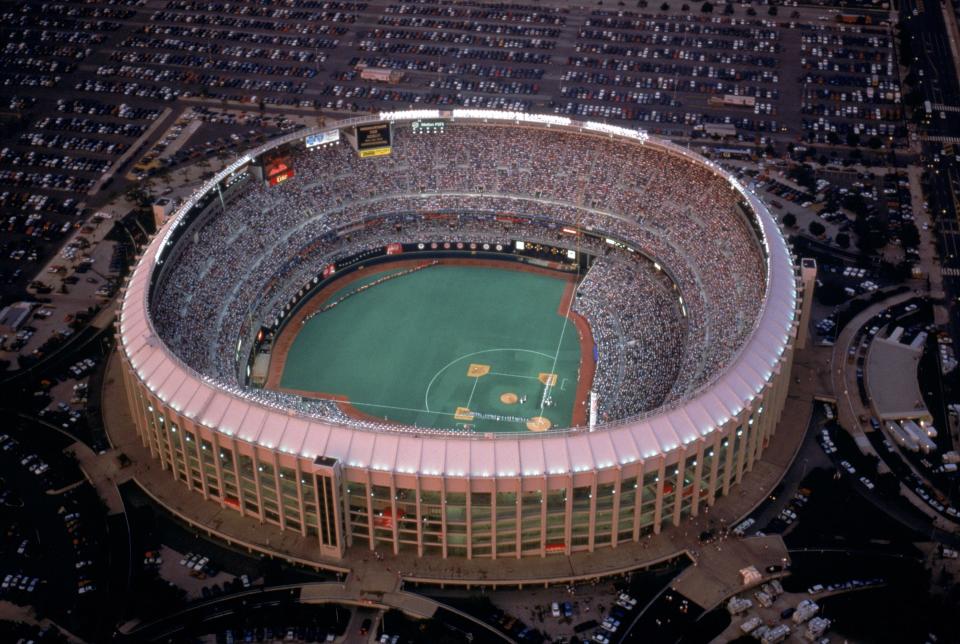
[573,254,686,420]
[151,122,766,427]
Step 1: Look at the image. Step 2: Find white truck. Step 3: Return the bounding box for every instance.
[888,421,918,452]
[768,579,784,596]
[805,617,831,641]
[754,591,774,608]
[740,616,762,634]
[761,624,791,644]
[727,596,753,615]
[793,599,819,624]
[902,420,938,454]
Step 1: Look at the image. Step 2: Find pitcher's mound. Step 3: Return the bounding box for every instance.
[500,392,519,405]
[526,416,552,432]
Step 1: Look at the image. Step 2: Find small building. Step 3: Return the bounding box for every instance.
[152,197,175,228]
[740,565,763,586]
[727,596,753,615]
[761,624,791,644]
[805,616,831,640]
[793,598,819,624]
[0,301,33,333]
[740,616,762,634]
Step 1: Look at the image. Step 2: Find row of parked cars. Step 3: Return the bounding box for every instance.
[591,593,638,643]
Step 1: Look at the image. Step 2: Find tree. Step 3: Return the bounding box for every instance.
[900,222,921,248]
[809,220,826,237]
[816,282,848,306]
[782,213,797,228]
[660,1,669,8]
[867,136,883,149]
[788,163,817,193]
[846,132,861,147]
[768,5,778,15]
[836,232,851,249]
[723,2,734,14]
[702,1,713,11]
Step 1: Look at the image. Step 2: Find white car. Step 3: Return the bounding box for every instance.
[859,476,875,490]
[840,460,856,474]
[551,602,560,617]
[592,634,610,644]
[616,593,637,609]
[601,618,620,633]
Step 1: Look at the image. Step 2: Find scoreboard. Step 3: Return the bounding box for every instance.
[304,130,339,149]
[265,158,294,186]
[355,122,392,158]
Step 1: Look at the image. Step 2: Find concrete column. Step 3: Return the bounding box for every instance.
[466,486,473,560]
[271,452,285,528]
[652,458,666,535]
[690,440,705,517]
[672,452,685,527]
[440,478,448,559]
[707,432,722,506]
[490,487,498,560]
[364,470,374,550]
[415,476,424,558]
[734,415,749,486]
[745,411,760,472]
[722,427,736,495]
[587,478,598,552]
[632,465,644,540]
[610,468,622,547]
[563,477,572,556]
[514,483,522,559]
[210,433,227,510]
[539,483,548,558]
[193,429,211,501]
[293,459,307,537]
[250,451,266,523]
[389,476,399,556]
[173,419,192,488]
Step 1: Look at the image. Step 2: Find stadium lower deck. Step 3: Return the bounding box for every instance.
[267,259,590,433]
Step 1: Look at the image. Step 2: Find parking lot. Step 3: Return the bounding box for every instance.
[0,420,118,641]
[0,0,907,305]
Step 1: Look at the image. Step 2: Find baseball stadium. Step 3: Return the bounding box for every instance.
[117,110,799,562]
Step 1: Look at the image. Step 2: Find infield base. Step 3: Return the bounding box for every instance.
[526,416,552,432]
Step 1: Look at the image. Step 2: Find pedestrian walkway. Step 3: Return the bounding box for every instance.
[671,535,790,611]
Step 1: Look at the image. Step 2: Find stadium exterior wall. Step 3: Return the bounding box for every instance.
[116,111,800,563]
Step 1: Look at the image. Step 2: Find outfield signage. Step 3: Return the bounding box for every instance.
[305,130,339,149]
[356,122,392,158]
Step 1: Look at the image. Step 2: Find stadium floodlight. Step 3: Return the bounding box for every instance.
[379,109,441,122]
[583,121,649,144]
[451,109,570,127]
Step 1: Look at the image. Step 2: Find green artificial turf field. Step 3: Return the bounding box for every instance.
[277,262,584,433]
